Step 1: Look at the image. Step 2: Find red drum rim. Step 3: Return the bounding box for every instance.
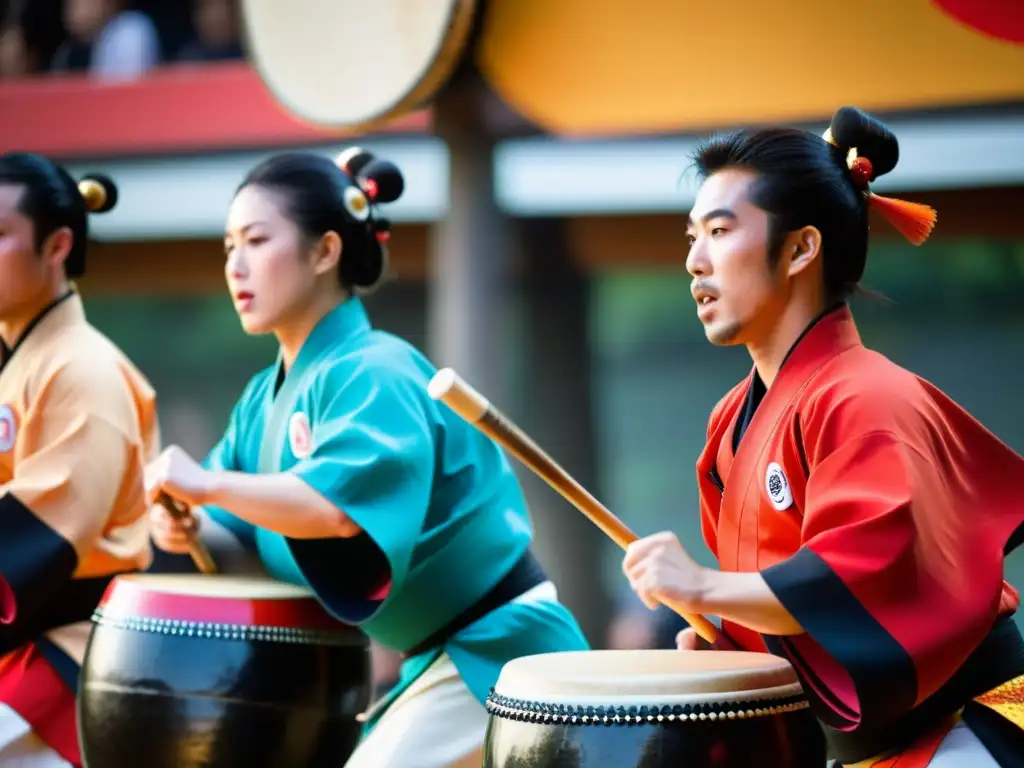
[93,574,362,644]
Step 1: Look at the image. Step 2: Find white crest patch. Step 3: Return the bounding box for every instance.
[0,405,15,453]
[764,462,793,511]
[288,412,313,460]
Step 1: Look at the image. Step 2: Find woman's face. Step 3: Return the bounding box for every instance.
[223,184,320,336]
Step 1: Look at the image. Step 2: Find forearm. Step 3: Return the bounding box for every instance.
[202,471,361,539]
[697,569,804,636]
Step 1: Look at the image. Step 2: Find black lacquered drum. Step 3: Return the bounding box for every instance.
[483,650,826,767]
[78,574,371,768]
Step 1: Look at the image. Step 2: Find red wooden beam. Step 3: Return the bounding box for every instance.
[0,62,430,160]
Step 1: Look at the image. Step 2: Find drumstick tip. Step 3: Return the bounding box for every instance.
[427,367,490,423]
[427,367,459,400]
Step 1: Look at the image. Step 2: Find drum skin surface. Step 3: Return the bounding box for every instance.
[78,575,372,768]
[239,0,478,129]
[482,650,827,768]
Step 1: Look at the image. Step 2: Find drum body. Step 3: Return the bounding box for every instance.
[78,574,372,768]
[483,650,826,768]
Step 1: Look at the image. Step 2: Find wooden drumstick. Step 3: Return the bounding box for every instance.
[427,368,718,645]
[157,492,218,575]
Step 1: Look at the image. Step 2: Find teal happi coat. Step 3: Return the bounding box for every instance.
[201,298,588,731]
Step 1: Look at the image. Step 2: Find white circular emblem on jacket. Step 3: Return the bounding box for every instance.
[0,405,16,453]
[765,462,793,511]
[289,412,313,460]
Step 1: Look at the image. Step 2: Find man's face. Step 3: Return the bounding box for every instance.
[0,184,72,325]
[685,168,791,347]
[0,184,47,320]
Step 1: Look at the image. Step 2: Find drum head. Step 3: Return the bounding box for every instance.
[240,0,478,129]
[110,573,314,599]
[493,650,802,706]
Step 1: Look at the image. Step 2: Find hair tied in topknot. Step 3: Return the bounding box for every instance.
[823,106,937,246]
[78,174,118,214]
[828,106,899,179]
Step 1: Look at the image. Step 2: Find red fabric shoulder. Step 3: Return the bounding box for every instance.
[797,348,947,466]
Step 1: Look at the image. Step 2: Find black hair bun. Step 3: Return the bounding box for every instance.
[78,173,118,214]
[829,106,899,180]
[358,159,404,205]
[336,147,376,178]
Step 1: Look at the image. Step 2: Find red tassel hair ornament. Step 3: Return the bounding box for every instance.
[866,193,937,246]
[823,130,938,246]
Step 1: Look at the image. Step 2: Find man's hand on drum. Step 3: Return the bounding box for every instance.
[622,531,710,615]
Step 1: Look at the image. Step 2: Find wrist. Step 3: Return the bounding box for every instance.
[198,470,229,506]
[688,566,721,614]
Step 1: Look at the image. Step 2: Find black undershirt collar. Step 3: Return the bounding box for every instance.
[731,302,846,454]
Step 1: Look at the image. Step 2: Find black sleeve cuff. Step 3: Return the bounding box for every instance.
[762,547,917,727]
[0,492,78,628]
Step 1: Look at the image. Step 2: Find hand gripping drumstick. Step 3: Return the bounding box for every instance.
[157,492,218,575]
[427,368,718,645]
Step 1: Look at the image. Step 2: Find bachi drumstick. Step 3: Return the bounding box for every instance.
[427,368,718,645]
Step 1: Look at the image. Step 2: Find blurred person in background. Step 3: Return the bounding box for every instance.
[51,0,159,81]
[0,22,31,76]
[604,600,657,650]
[1,0,66,77]
[623,106,1023,767]
[0,0,60,78]
[605,594,693,651]
[0,153,157,766]
[176,0,243,63]
[146,147,589,767]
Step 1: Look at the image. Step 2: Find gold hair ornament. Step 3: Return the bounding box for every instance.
[78,179,107,213]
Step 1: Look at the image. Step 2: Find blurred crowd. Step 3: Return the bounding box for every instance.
[0,0,244,80]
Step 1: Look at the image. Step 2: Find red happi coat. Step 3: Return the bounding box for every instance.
[697,306,1023,762]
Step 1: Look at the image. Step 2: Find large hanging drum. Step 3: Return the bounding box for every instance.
[78,574,371,768]
[239,0,479,129]
[483,650,826,767]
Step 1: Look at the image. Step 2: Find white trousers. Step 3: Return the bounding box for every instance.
[833,718,1002,767]
[342,653,487,768]
[924,720,1000,767]
[0,704,71,767]
[343,580,563,768]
